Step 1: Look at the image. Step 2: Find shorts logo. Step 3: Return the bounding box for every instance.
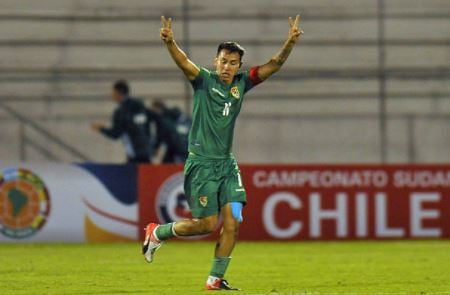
[0,168,51,239]
[230,86,240,99]
[199,196,208,207]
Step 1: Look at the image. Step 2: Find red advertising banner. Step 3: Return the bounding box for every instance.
[139,165,450,240]
[139,165,194,240]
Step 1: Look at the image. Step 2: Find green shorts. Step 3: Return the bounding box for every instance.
[183,153,247,218]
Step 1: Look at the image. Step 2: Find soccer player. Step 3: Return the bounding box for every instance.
[143,15,303,290]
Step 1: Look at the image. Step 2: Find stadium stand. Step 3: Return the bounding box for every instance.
[0,0,449,163]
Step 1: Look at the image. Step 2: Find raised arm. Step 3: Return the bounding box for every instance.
[160,16,200,81]
[256,15,303,81]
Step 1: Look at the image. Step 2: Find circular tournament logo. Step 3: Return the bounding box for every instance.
[0,168,51,239]
[155,172,191,224]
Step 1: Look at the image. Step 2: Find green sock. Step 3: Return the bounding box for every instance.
[209,256,231,278]
[155,223,175,241]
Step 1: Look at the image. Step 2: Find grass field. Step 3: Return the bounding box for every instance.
[1,241,450,294]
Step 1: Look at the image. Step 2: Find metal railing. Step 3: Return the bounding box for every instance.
[0,1,448,163]
[239,112,450,163]
[0,102,92,162]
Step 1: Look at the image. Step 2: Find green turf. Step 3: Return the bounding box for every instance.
[1,241,450,294]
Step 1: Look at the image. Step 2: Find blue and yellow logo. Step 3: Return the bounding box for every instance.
[0,168,51,239]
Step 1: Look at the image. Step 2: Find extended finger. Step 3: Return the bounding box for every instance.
[294,14,300,28]
[167,17,172,29]
[161,16,167,28]
[288,16,294,27]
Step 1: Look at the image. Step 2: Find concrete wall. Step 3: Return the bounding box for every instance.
[0,0,449,163]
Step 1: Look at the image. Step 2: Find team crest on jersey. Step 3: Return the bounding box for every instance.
[230,86,240,99]
[199,196,208,207]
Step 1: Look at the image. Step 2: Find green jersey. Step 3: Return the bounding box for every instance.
[188,67,259,159]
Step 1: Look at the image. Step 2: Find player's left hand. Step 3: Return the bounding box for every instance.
[160,16,174,44]
[90,122,105,132]
[287,15,304,44]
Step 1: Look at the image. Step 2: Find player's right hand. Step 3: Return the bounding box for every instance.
[160,16,174,44]
[287,15,303,44]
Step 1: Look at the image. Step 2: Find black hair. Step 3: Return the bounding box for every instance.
[113,79,129,96]
[216,41,245,61]
[152,99,167,111]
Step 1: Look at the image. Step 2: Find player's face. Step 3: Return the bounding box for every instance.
[215,50,241,84]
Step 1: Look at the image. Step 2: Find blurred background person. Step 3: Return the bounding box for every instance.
[151,99,191,164]
[91,80,162,164]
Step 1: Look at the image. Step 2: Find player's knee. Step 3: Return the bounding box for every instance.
[222,219,240,239]
[199,216,218,234]
[223,220,240,233]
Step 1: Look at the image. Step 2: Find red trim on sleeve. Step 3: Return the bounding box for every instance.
[249,66,263,86]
